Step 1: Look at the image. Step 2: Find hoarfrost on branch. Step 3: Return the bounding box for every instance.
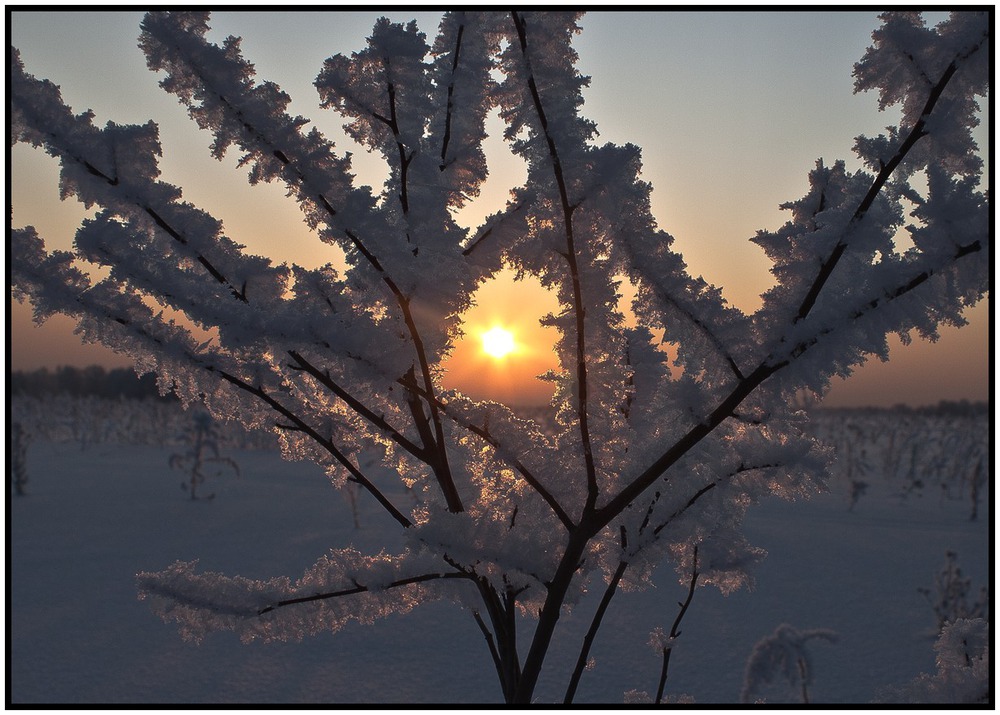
[9,10,989,703]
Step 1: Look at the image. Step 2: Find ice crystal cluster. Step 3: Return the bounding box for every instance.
[10,11,989,702]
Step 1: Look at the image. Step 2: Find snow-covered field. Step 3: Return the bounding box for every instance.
[8,409,990,704]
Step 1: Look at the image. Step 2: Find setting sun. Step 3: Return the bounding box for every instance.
[481,326,516,359]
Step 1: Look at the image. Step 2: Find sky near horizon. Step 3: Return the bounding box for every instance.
[8,10,992,407]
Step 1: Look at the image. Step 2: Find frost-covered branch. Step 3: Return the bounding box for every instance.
[596,14,989,536]
[875,618,989,704]
[287,350,426,461]
[461,198,529,257]
[793,22,989,324]
[206,365,413,529]
[142,12,469,513]
[651,463,783,538]
[11,51,254,307]
[510,10,599,511]
[15,223,413,529]
[257,570,470,615]
[775,233,986,370]
[397,374,575,530]
[11,10,989,704]
[137,550,478,644]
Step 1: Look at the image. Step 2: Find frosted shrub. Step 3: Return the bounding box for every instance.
[10,422,32,497]
[741,624,838,704]
[170,411,241,500]
[965,453,986,521]
[848,478,869,511]
[10,11,989,703]
[876,618,990,704]
[917,551,989,632]
[623,689,695,705]
[808,410,990,515]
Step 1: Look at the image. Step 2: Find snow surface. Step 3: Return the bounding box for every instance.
[8,429,990,704]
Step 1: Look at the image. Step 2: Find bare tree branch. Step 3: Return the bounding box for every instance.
[472,609,506,693]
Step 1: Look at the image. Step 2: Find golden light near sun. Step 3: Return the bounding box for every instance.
[481,326,516,359]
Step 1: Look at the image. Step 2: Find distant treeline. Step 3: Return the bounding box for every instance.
[9,365,173,401]
[818,400,990,418]
[9,365,990,417]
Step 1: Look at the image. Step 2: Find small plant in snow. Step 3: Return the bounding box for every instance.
[848,478,869,511]
[9,10,989,703]
[740,623,838,704]
[10,422,31,497]
[965,453,986,521]
[623,688,695,704]
[647,546,699,704]
[917,550,988,632]
[170,411,241,500]
[875,618,990,704]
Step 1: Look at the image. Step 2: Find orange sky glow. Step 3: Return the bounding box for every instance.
[7,11,992,409]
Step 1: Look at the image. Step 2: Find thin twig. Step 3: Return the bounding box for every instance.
[288,350,426,459]
[653,289,744,380]
[461,199,527,257]
[208,366,413,529]
[472,609,506,692]
[257,571,469,614]
[563,527,630,703]
[655,546,699,704]
[652,462,781,537]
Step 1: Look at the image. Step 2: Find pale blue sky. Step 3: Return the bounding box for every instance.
[8,10,991,407]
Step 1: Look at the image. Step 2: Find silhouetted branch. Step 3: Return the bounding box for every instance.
[564,526,630,704]
[258,571,470,614]
[655,546,699,704]
[439,21,465,169]
[511,10,599,510]
[288,350,426,459]
[472,609,505,692]
[208,366,413,529]
[398,375,575,531]
[794,34,988,324]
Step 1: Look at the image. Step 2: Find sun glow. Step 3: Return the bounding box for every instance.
[481,326,516,359]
